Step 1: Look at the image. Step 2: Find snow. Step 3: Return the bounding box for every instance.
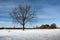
[0,29,60,40]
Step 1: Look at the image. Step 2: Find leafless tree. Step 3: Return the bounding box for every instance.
[10,5,36,30]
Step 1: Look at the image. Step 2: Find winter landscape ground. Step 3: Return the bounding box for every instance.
[0,29,60,40]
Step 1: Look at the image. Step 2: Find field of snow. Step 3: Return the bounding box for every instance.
[0,29,60,40]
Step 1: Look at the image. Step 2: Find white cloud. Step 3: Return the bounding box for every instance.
[0,21,21,27]
[37,15,52,19]
[0,4,17,9]
[37,5,60,19]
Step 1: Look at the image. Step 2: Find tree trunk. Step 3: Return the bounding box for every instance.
[23,24,25,31]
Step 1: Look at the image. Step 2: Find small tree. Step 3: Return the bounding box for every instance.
[10,5,36,30]
[40,24,49,29]
[50,23,57,29]
[40,25,45,29]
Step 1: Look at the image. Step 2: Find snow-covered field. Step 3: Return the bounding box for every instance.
[0,29,60,40]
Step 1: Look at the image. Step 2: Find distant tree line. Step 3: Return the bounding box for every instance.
[35,23,57,29]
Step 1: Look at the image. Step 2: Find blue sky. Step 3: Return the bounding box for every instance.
[0,0,60,28]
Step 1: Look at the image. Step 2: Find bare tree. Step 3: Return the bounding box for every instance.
[10,5,36,30]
